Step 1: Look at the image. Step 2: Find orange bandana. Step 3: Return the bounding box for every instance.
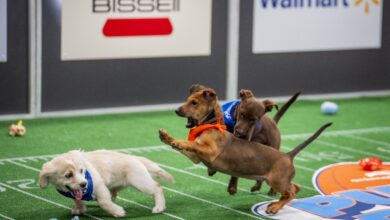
[187,112,227,141]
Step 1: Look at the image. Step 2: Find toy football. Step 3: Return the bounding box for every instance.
[358,157,382,171]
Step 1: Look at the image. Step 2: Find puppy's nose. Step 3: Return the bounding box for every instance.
[80,182,87,188]
[175,107,184,116]
[234,129,244,137]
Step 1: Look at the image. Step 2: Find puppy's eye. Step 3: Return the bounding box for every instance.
[80,169,83,174]
[65,172,73,179]
[190,100,198,106]
[240,113,244,119]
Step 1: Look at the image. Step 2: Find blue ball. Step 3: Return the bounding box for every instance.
[321,101,338,115]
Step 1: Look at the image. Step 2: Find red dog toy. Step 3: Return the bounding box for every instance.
[359,157,382,171]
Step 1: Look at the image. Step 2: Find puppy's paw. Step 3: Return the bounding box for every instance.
[159,129,172,144]
[111,206,126,218]
[207,169,216,176]
[152,205,166,213]
[250,182,262,193]
[227,186,237,195]
[267,188,277,196]
[71,207,86,215]
[265,202,282,214]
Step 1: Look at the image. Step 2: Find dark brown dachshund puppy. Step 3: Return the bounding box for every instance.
[159,88,332,214]
[229,89,301,195]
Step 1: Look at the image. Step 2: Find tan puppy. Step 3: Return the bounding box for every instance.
[39,150,174,217]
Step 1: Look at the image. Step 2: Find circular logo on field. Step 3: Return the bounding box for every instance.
[313,162,390,195]
[252,162,390,220]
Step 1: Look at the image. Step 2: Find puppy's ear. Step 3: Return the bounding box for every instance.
[202,88,217,101]
[239,89,254,101]
[189,84,207,94]
[263,99,278,112]
[39,161,56,188]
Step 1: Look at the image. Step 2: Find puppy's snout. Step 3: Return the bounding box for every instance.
[175,107,185,117]
[80,181,87,188]
[234,129,245,138]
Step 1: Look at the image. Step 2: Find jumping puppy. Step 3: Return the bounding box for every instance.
[159,88,331,214]
[39,150,174,217]
[177,84,300,195]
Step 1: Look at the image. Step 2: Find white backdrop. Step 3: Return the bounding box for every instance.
[61,0,212,60]
[252,0,383,54]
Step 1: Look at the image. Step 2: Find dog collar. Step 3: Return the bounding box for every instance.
[188,112,227,141]
[57,170,94,201]
[221,100,240,127]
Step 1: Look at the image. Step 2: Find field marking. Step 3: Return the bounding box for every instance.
[281,145,348,163]
[0,182,103,220]
[0,145,167,163]
[0,213,14,220]
[163,187,263,219]
[316,140,390,161]
[1,126,390,163]
[6,161,262,219]
[158,162,317,195]
[117,197,186,220]
[281,126,390,140]
[6,160,43,172]
[344,134,390,148]
[158,163,274,200]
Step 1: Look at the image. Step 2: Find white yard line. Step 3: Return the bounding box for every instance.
[281,126,390,140]
[316,140,390,161]
[7,161,261,219]
[163,187,262,219]
[117,197,186,220]
[0,213,14,220]
[158,163,274,200]
[0,182,102,220]
[158,162,317,194]
[344,134,390,148]
[1,126,390,163]
[6,160,42,172]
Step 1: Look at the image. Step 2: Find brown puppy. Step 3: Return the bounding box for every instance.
[159,88,332,214]
[229,89,300,195]
[178,84,300,195]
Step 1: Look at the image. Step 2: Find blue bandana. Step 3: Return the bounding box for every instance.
[221,100,241,128]
[57,170,94,201]
[221,100,261,129]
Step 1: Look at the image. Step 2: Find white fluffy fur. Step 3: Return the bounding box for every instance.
[39,150,174,217]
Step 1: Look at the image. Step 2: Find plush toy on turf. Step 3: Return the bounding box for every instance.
[8,120,26,137]
[359,157,382,171]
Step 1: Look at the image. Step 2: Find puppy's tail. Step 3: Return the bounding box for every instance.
[136,156,175,184]
[273,92,301,124]
[287,123,332,159]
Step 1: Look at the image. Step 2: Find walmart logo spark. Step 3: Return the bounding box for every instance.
[355,0,380,13]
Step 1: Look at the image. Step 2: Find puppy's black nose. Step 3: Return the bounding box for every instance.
[234,129,244,138]
[175,108,184,117]
[175,109,180,115]
[80,182,87,188]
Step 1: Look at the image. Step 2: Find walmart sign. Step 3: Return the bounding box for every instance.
[252,0,383,54]
[259,0,349,8]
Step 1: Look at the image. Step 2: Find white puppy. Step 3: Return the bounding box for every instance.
[39,150,174,217]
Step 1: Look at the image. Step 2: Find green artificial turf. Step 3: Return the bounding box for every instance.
[0,96,389,220]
